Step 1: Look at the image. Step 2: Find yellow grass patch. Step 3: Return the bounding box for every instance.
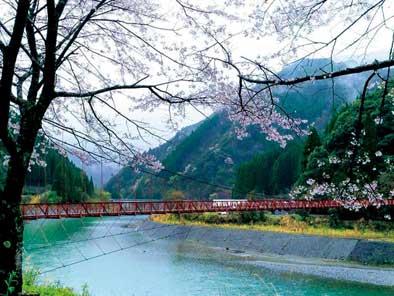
[151,214,394,242]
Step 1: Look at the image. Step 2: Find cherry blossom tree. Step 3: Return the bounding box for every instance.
[0,0,394,294]
[208,0,394,207]
[290,80,394,210]
[0,0,295,293]
[0,0,233,292]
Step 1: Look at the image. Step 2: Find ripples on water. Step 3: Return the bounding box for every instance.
[23,216,393,296]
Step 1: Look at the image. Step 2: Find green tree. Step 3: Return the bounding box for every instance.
[87,177,95,196]
[233,163,256,196]
[363,113,377,153]
[301,127,321,171]
[271,143,303,194]
[52,162,68,201]
[298,82,394,200]
[254,150,280,194]
[233,143,302,197]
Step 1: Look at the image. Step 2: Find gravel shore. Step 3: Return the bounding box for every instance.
[245,256,394,286]
[198,246,394,286]
[143,220,394,286]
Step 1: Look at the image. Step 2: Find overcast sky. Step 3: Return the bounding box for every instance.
[60,0,394,178]
[125,8,394,151]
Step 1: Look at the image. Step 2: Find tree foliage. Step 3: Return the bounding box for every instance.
[51,157,93,202]
[2,142,94,202]
[301,127,321,170]
[233,142,303,197]
[295,82,394,208]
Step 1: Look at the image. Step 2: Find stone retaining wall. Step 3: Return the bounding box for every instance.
[140,221,394,264]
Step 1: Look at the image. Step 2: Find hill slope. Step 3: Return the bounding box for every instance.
[0,140,94,202]
[105,58,372,200]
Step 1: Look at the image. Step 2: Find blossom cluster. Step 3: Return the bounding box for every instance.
[131,153,164,173]
[227,97,309,148]
[291,147,392,210]
[224,157,234,165]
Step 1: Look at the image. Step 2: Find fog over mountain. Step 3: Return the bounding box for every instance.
[105,58,385,199]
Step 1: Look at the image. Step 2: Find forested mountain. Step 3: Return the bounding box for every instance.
[105,58,374,200]
[106,112,278,199]
[0,143,95,203]
[105,120,202,199]
[234,82,394,200]
[233,141,304,197]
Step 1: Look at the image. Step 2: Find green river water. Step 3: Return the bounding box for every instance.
[23,216,394,296]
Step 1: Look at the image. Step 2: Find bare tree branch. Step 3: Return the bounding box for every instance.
[240,59,394,86]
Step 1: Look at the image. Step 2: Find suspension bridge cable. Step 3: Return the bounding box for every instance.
[25,216,126,267]
[37,228,190,275]
[25,221,179,251]
[28,213,213,274]
[25,211,207,252]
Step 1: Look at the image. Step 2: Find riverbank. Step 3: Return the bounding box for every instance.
[151,212,394,242]
[246,256,394,286]
[142,218,394,286]
[23,268,91,296]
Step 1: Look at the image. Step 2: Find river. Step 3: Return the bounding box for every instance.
[23,216,394,296]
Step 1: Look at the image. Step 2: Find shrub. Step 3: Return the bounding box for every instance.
[23,267,91,296]
[41,191,62,203]
[238,211,265,224]
[370,220,390,232]
[328,209,341,228]
[200,212,220,224]
[279,215,307,231]
[294,210,310,222]
[353,218,367,232]
[164,189,185,201]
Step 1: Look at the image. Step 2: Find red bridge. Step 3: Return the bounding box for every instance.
[21,199,394,220]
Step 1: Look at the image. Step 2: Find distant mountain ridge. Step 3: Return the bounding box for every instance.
[105,58,374,200]
[148,121,202,160]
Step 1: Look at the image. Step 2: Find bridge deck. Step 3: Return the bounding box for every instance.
[20,199,394,220]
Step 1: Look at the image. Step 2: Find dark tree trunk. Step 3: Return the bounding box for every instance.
[0,155,27,295]
[0,1,60,294]
[0,111,44,295]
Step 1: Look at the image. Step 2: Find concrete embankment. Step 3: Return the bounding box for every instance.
[137,220,394,265]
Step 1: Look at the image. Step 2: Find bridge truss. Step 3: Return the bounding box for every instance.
[21,199,394,220]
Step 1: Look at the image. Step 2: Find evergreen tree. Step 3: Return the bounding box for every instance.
[52,162,68,201]
[301,127,321,171]
[363,113,377,154]
[325,110,339,135]
[88,177,95,196]
[233,143,302,197]
[272,143,303,194]
[233,164,256,196]
[254,149,280,194]
[48,153,93,202]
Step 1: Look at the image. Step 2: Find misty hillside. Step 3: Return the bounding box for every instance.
[105,58,373,200]
[0,142,94,203]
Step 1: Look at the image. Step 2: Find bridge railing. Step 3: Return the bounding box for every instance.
[20,199,394,220]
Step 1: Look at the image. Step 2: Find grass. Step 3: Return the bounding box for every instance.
[23,285,86,296]
[151,213,394,242]
[23,267,91,296]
